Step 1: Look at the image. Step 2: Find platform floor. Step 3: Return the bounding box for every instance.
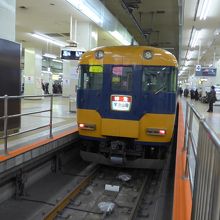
[0,97,77,154]
[180,97,220,138]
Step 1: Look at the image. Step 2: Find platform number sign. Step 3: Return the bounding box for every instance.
[196,65,201,72]
[111,95,132,111]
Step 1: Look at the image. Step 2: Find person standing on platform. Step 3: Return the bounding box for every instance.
[207,86,217,112]
[179,87,183,97]
[194,89,199,101]
[190,89,195,100]
[184,88,189,97]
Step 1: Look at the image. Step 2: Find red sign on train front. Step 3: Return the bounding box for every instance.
[111,95,132,111]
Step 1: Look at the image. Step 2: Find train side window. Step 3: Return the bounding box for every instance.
[111,66,132,91]
[78,65,103,90]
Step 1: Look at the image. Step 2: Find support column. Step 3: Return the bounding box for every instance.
[0,0,16,41]
[215,61,220,84]
[62,60,78,97]
[62,21,98,99]
[75,22,98,50]
[24,48,43,98]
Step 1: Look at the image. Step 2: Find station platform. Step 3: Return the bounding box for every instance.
[173,97,220,220]
[180,97,220,137]
[0,97,78,174]
[0,96,77,153]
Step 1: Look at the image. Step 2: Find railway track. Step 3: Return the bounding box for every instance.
[43,165,163,220]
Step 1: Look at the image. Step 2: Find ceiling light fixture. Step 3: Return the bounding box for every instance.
[198,0,211,20]
[43,53,57,59]
[186,50,194,60]
[65,0,102,24]
[190,29,200,48]
[108,31,130,45]
[30,33,67,47]
[52,59,63,63]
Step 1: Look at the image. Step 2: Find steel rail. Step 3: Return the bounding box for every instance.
[43,166,99,220]
[128,174,150,220]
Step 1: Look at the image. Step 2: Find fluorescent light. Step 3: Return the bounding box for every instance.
[42,70,52,74]
[191,30,200,48]
[30,33,67,47]
[186,50,194,60]
[185,61,190,66]
[199,0,211,20]
[65,0,102,24]
[52,59,63,63]
[109,31,130,45]
[43,53,57,59]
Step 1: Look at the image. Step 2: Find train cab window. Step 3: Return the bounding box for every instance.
[111,66,132,91]
[142,66,177,93]
[78,65,103,90]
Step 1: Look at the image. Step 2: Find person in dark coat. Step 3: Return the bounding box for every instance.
[194,89,199,101]
[190,89,195,100]
[207,86,217,112]
[184,88,189,97]
[179,87,183,97]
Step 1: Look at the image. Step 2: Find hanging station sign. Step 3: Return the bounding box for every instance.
[195,67,217,77]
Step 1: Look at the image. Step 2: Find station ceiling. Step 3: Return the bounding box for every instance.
[16,0,220,80]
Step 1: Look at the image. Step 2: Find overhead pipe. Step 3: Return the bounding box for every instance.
[121,0,147,42]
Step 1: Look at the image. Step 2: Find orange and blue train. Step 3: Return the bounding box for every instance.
[77,46,178,168]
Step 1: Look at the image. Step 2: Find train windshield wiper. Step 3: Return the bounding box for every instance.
[154,85,166,95]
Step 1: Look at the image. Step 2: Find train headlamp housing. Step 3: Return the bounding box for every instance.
[95,50,104,59]
[143,50,153,60]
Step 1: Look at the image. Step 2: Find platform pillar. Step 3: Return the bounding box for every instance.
[215,61,220,85]
[24,48,43,98]
[0,0,16,41]
[62,21,98,98]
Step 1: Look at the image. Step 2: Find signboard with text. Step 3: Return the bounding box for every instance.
[195,67,217,77]
[111,95,132,111]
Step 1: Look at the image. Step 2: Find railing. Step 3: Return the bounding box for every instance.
[0,94,55,155]
[183,101,220,220]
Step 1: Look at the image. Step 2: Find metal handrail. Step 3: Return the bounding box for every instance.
[0,94,58,155]
[183,101,220,220]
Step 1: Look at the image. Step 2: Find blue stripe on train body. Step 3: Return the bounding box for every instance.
[77,64,177,120]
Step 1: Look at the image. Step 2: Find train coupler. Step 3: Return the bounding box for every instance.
[109,140,126,165]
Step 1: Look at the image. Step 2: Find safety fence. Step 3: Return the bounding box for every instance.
[0,94,56,155]
[184,101,220,220]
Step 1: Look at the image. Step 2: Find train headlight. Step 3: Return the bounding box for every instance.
[146,128,166,136]
[95,50,104,59]
[78,123,96,131]
[143,50,153,59]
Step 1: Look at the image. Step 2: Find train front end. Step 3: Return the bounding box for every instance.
[77,46,178,168]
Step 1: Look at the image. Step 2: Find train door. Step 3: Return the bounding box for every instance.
[100,65,140,120]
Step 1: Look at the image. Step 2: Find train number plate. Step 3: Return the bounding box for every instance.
[111,95,132,111]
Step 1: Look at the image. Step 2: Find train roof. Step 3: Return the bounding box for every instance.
[79,46,178,67]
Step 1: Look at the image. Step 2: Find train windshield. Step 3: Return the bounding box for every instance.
[111,66,133,91]
[142,66,176,93]
[78,65,103,90]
